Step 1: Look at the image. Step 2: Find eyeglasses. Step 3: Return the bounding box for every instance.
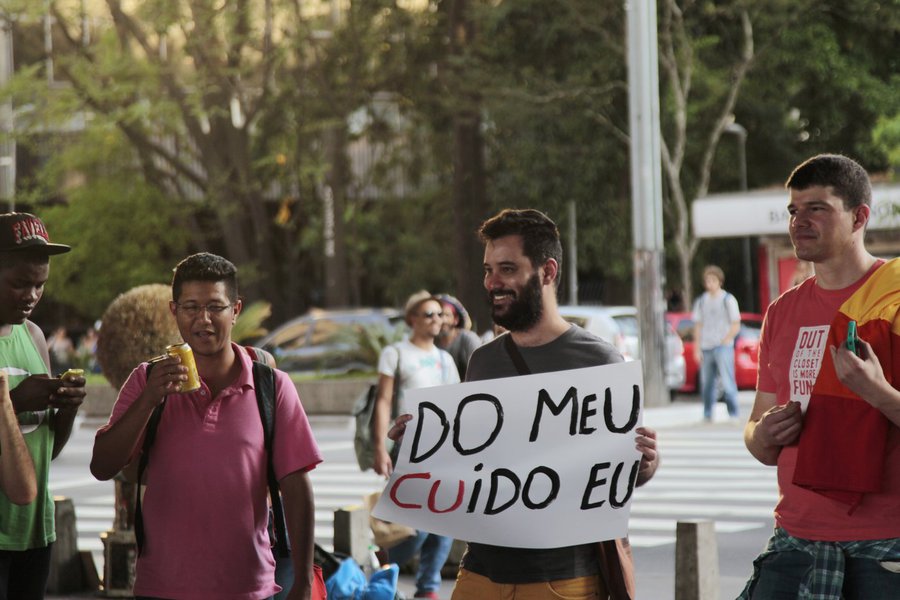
[420,311,442,319]
[176,303,233,317]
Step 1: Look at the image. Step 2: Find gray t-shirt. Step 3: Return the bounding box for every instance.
[461,324,624,584]
[692,291,740,350]
[443,329,481,379]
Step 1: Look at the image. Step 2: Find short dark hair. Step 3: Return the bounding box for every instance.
[702,265,725,285]
[0,250,50,272]
[171,253,238,302]
[479,209,563,283]
[785,154,871,209]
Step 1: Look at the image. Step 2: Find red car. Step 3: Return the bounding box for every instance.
[665,311,764,394]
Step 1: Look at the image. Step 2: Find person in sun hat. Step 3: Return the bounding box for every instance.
[371,290,460,599]
[0,212,86,600]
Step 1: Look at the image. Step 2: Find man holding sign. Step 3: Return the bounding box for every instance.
[387,209,659,600]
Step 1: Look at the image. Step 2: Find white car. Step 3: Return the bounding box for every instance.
[558,305,687,397]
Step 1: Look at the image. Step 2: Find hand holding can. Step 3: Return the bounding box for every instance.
[166,343,201,392]
[61,368,84,383]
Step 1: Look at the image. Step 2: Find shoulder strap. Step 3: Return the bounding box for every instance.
[503,334,532,376]
[253,360,290,558]
[389,343,401,418]
[135,360,167,556]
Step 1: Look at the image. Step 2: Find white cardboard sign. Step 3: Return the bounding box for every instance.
[373,361,644,548]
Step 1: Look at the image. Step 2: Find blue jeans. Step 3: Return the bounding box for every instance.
[700,346,739,419]
[748,548,900,599]
[388,531,453,594]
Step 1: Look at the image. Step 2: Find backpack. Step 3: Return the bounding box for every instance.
[353,344,400,471]
[134,346,289,558]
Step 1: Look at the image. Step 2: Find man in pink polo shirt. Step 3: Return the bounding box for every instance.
[91,253,322,600]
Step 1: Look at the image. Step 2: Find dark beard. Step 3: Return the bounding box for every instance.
[490,273,544,332]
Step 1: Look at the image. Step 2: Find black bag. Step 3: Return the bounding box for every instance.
[353,345,400,471]
[352,383,380,471]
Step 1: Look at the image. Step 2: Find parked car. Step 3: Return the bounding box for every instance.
[665,311,764,393]
[256,308,405,374]
[558,305,687,396]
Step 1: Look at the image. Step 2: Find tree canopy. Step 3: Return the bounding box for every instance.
[1,0,896,330]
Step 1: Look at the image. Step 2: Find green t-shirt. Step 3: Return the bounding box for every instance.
[0,323,56,550]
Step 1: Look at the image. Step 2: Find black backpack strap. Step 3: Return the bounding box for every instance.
[135,360,167,556]
[253,360,289,557]
[503,333,532,376]
[391,344,401,418]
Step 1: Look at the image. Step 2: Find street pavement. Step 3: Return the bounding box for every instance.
[47,391,775,599]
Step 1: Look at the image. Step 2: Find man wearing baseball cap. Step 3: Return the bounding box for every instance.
[0,212,86,599]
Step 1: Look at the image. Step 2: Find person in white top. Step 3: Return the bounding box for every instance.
[372,289,460,599]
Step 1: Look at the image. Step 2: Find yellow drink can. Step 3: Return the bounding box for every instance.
[61,368,84,382]
[165,343,202,392]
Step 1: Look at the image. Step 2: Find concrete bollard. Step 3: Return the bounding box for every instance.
[334,505,371,567]
[47,496,85,593]
[675,519,719,600]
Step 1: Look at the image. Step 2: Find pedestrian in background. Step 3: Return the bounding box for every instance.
[372,290,459,599]
[692,264,741,422]
[740,154,900,598]
[75,327,100,373]
[435,293,481,379]
[47,326,74,374]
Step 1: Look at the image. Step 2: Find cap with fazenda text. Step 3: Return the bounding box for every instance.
[0,213,71,255]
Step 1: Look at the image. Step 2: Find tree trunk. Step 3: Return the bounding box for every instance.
[448,0,490,333]
[452,113,489,332]
[323,126,350,308]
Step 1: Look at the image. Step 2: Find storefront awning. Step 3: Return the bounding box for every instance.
[692,184,900,239]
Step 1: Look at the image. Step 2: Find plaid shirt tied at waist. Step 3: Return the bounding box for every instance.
[738,527,900,600]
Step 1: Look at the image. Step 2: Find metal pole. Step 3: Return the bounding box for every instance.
[567,200,578,305]
[724,122,753,312]
[0,17,15,210]
[627,0,667,407]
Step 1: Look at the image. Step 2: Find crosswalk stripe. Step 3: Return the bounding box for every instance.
[629,534,676,547]
[628,517,762,533]
[631,502,774,519]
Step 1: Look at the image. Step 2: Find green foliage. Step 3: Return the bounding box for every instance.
[233,301,272,344]
[735,0,900,182]
[30,127,191,322]
[1,0,897,322]
[874,114,900,176]
[348,191,456,307]
[340,321,409,371]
